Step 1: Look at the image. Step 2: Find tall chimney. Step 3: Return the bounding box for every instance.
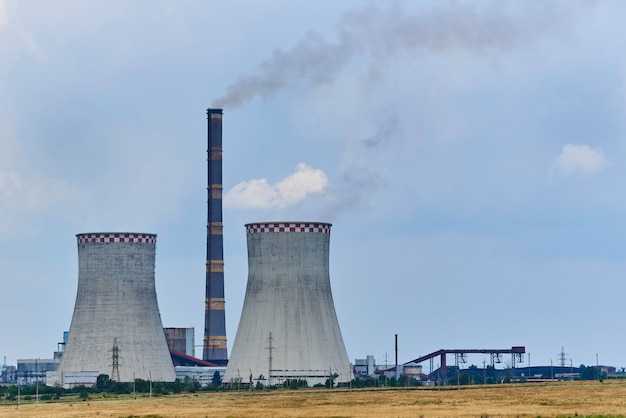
[203,108,228,364]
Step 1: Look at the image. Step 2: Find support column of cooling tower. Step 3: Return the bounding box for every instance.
[203,108,228,365]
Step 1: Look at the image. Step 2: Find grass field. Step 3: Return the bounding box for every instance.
[2,380,626,417]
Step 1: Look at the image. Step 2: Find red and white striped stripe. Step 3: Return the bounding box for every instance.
[246,223,331,234]
[77,233,156,244]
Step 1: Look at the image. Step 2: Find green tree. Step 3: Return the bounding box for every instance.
[485,365,497,384]
[96,374,111,392]
[211,371,222,387]
[325,373,339,388]
[579,364,599,381]
[182,376,200,393]
[172,378,182,394]
[134,378,148,393]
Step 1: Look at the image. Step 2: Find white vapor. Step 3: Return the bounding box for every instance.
[0,169,75,211]
[0,169,77,235]
[551,144,610,175]
[0,1,7,28]
[224,163,328,209]
[212,1,569,108]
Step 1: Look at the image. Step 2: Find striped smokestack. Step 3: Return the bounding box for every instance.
[203,108,228,365]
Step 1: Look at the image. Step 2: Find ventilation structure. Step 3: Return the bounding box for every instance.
[224,222,351,386]
[58,233,176,383]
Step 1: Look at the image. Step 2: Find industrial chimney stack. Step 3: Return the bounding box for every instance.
[203,108,228,364]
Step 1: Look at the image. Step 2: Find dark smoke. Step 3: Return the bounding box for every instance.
[362,117,398,149]
[212,1,564,108]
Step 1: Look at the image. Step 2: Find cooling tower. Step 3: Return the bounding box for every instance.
[224,222,351,386]
[58,233,175,383]
[203,108,228,364]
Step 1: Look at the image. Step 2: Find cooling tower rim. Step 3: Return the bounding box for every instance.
[76,232,157,244]
[245,222,332,234]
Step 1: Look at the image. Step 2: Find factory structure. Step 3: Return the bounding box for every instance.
[0,108,562,389]
[224,222,351,386]
[53,233,176,386]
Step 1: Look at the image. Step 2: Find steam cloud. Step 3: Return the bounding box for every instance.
[212,1,562,108]
[224,163,328,210]
[551,144,610,176]
[0,1,8,28]
[217,1,579,219]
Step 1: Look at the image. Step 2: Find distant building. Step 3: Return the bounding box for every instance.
[46,370,99,389]
[17,359,59,385]
[403,362,423,378]
[175,366,225,387]
[1,365,16,383]
[354,355,376,377]
[164,327,195,357]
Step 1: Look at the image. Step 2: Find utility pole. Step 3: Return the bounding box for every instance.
[395,334,398,381]
[111,338,121,382]
[558,346,567,368]
[483,359,486,385]
[35,358,39,404]
[550,359,554,382]
[266,332,274,387]
[349,363,353,393]
[430,357,434,386]
[329,366,333,392]
[384,352,388,387]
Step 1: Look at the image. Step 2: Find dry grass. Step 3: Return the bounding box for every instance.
[2,380,626,417]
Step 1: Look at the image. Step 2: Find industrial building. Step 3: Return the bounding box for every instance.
[54,233,176,386]
[164,328,195,358]
[224,222,351,386]
[354,355,376,377]
[16,359,59,385]
[174,366,225,387]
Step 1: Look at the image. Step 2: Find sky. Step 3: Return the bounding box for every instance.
[1,0,626,372]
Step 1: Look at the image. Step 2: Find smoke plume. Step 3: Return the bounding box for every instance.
[212,1,563,108]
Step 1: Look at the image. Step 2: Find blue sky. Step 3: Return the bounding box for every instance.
[1,0,626,371]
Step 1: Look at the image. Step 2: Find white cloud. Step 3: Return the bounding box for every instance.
[225,163,328,209]
[0,169,76,213]
[0,1,45,60]
[551,144,610,176]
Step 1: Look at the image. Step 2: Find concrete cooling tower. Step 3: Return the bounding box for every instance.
[57,233,175,384]
[224,222,351,386]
